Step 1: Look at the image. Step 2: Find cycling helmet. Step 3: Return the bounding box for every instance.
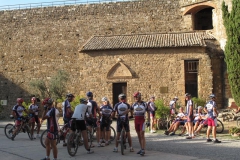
[174,96,178,101]
[185,93,191,97]
[17,98,24,103]
[118,93,126,99]
[102,97,108,102]
[31,97,36,102]
[133,92,141,98]
[198,106,203,109]
[86,91,93,97]
[42,98,50,105]
[150,96,155,99]
[209,94,216,98]
[66,93,75,98]
[80,98,88,104]
[47,98,54,105]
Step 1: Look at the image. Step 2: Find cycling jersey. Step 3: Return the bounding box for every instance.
[46,108,59,133]
[72,104,91,120]
[205,100,217,118]
[186,99,193,116]
[87,100,98,118]
[100,104,113,119]
[169,100,176,109]
[113,102,130,120]
[131,101,148,117]
[12,105,25,117]
[29,104,39,116]
[62,99,72,118]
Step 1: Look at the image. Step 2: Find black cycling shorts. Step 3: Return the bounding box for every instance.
[71,120,86,132]
[100,119,111,131]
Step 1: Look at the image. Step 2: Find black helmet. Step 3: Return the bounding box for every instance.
[118,93,126,99]
[80,98,88,104]
[86,91,93,97]
[47,98,54,105]
[66,93,75,98]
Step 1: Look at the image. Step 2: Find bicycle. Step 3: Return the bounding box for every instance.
[67,127,92,156]
[117,119,128,155]
[4,115,33,140]
[87,119,116,144]
[40,120,72,148]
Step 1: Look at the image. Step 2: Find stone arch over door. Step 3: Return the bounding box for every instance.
[107,61,133,79]
[182,2,216,30]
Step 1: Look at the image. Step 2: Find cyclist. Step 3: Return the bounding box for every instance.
[85,91,101,147]
[99,97,113,145]
[112,93,134,152]
[131,92,150,156]
[147,96,157,133]
[29,97,41,139]
[41,98,59,160]
[71,98,94,154]
[169,96,178,117]
[204,94,221,143]
[62,93,75,146]
[185,93,194,139]
[11,98,28,140]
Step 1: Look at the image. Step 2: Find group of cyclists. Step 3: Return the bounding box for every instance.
[10,91,221,160]
[165,93,221,143]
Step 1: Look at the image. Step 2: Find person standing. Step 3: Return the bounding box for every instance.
[85,91,101,147]
[99,97,113,145]
[41,98,59,160]
[29,97,41,139]
[147,96,157,133]
[11,98,28,140]
[62,93,75,146]
[131,92,150,156]
[185,93,194,139]
[71,98,94,154]
[169,96,178,117]
[204,94,221,143]
[112,93,134,152]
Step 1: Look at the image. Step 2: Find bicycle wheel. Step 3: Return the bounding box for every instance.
[25,125,33,140]
[4,124,15,139]
[67,132,79,156]
[237,117,240,127]
[216,119,224,133]
[120,129,125,155]
[40,129,48,148]
[87,130,93,147]
[109,126,116,142]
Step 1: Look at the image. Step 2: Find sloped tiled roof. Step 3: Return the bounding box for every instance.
[80,31,216,51]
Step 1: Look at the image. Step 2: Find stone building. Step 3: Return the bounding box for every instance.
[0,0,233,118]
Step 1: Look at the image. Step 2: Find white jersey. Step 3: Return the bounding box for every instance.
[29,104,39,115]
[72,104,91,120]
[85,101,92,117]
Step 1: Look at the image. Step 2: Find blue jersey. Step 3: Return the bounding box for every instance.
[100,105,113,119]
[131,101,148,117]
[205,100,217,118]
[113,102,130,120]
[46,108,59,133]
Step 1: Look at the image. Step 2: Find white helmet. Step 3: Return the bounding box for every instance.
[102,97,108,102]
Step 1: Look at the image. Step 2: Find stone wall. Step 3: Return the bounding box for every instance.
[79,47,213,107]
[0,0,232,118]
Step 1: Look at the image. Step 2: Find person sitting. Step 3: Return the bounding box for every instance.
[193,106,205,132]
[164,107,186,136]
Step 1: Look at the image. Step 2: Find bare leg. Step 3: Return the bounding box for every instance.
[126,132,132,147]
[50,139,57,159]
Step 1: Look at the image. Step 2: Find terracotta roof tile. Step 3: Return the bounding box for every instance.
[80,31,215,51]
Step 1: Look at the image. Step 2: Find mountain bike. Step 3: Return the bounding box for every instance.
[67,128,92,156]
[117,119,128,155]
[40,120,72,148]
[4,116,33,140]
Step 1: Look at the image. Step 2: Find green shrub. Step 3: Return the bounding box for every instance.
[192,97,206,108]
[229,127,240,134]
[155,99,170,119]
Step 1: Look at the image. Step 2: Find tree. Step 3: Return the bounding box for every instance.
[222,0,240,106]
[30,70,69,100]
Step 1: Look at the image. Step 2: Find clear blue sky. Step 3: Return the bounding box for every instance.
[0,0,88,6]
